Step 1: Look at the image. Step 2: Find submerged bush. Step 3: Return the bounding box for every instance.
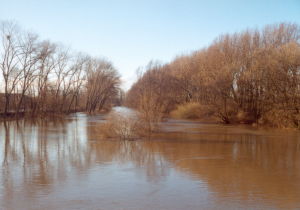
[100,112,140,140]
[99,108,161,140]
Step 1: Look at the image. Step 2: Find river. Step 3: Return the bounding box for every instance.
[0,109,300,209]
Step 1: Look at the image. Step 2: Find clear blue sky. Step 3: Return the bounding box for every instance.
[1,0,299,89]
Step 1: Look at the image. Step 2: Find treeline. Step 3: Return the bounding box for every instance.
[0,21,121,117]
[127,23,300,128]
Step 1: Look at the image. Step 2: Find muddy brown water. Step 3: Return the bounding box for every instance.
[0,110,300,210]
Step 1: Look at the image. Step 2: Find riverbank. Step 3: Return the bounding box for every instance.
[1,106,299,133]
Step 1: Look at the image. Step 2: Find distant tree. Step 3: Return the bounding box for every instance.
[0,20,121,118]
[85,58,120,113]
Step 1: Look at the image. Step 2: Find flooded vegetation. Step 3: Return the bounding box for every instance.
[0,9,299,210]
[0,111,300,209]
[99,107,141,140]
[2,22,299,129]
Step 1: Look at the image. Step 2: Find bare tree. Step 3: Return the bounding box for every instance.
[15,32,40,116]
[85,58,120,113]
[0,21,22,114]
[127,23,300,128]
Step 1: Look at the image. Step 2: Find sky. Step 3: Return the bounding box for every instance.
[1,0,299,90]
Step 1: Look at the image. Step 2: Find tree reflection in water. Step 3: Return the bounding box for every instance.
[0,114,300,209]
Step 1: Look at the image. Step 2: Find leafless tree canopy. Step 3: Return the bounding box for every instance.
[0,21,120,117]
[1,21,299,128]
[127,23,300,128]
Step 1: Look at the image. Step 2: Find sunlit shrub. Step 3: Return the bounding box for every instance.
[170,102,215,120]
[259,109,300,129]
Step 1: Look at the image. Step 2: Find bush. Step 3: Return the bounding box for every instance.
[99,109,159,140]
[99,112,141,140]
[259,109,300,129]
[170,102,215,120]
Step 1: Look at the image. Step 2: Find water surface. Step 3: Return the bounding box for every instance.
[0,112,300,209]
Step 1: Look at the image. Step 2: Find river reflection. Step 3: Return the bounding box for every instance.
[0,113,300,209]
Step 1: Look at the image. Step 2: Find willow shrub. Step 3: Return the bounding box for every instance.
[170,102,215,120]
